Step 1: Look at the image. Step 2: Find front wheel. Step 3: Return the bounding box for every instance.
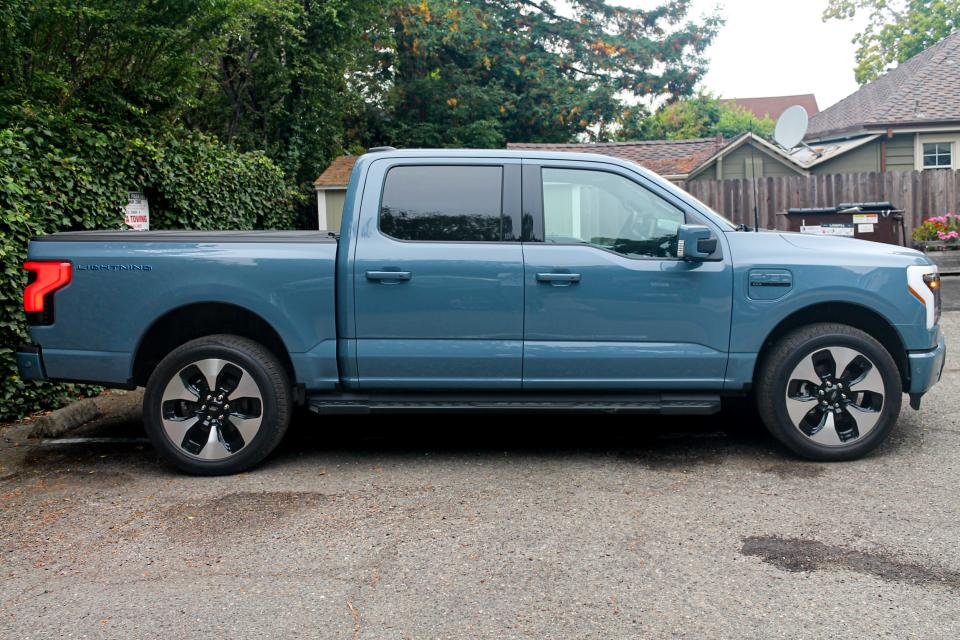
[143,334,291,475]
[756,323,902,461]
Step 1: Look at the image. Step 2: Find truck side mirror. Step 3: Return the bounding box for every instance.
[677,224,717,260]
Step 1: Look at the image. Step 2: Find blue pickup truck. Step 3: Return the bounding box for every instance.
[16,149,946,474]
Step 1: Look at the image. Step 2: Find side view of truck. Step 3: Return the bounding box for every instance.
[16,149,946,474]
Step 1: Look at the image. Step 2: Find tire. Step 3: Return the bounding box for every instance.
[756,323,902,461]
[143,334,291,475]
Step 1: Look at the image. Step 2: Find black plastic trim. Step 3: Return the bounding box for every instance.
[502,164,523,241]
[308,392,721,415]
[521,163,544,242]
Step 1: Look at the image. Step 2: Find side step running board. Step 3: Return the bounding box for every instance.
[307,393,721,416]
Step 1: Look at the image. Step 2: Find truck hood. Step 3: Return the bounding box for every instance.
[777,231,931,266]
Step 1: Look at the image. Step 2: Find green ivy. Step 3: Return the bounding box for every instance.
[0,113,301,422]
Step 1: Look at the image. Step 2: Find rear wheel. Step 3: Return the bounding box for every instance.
[143,334,291,475]
[756,323,902,461]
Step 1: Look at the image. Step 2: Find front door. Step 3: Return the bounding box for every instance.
[353,159,524,389]
[521,161,733,390]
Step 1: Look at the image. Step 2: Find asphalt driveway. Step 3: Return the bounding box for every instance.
[1,317,958,638]
[940,273,960,311]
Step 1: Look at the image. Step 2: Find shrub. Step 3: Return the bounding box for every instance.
[0,114,301,422]
[912,213,960,245]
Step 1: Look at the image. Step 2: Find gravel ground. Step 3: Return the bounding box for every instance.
[1,317,958,639]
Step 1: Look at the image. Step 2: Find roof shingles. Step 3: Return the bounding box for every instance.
[506,137,732,176]
[807,30,960,140]
[313,155,357,187]
[722,94,819,120]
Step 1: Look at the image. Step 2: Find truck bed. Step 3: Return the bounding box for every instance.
[26,230,340,391]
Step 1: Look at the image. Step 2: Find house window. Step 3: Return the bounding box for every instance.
[922,142,953,169]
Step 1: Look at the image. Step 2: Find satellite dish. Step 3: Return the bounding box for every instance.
[774,105,809,149]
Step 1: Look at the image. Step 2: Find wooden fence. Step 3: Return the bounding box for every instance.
[680,170,960,237]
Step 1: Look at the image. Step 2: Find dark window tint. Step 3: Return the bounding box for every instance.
[380,165,504,241]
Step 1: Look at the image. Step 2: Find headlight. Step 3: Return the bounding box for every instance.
[907,265,941,329]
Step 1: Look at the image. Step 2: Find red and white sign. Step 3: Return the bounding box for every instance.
[124,191,150,230]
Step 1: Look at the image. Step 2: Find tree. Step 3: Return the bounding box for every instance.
[187,0,394,188]
[620,93,774,141]
[384,0,722,147]
[824,0,960,84]
[0,0,243,123]
[0,0,394,190]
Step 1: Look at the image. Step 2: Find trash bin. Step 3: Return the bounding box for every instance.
[780,202,905,246]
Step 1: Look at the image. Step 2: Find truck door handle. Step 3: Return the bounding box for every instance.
[366,270,412,282]
[536,272,581,284]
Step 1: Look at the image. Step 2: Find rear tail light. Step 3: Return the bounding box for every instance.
[23,261,72,325]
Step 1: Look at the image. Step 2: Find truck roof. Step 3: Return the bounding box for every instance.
[359,147,650,171]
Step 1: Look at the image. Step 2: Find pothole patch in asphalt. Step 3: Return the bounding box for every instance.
[162,490,331,538]
[759,462,825,479]
[741,535,960,590]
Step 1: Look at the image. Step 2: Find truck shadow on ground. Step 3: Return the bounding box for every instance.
[273,407,797,470]
[7,402,922,479]
[275,392,926,466]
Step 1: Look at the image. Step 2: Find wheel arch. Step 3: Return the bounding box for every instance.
[132,302,295,387]
[754,302,909,390]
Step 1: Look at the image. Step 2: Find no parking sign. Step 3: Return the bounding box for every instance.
[124,191,150,230]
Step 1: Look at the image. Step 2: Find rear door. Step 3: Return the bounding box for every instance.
[352,158,524,389]
[521,160,733,390]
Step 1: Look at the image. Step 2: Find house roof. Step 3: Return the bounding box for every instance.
[807,30,960,141]
[315,135,808,187]
[506,138,733,177]
[314,155,357,187]
[685,132,808,179]
[510,133,807,179]
[722,94,819,120]
[783,134,881,169]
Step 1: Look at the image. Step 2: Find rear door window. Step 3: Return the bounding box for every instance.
[380,165,504,241]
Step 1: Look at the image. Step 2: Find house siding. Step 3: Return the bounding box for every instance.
[811,140,880,174]
[886,134,915,171]
[323,189,346,231]
[690,143,799,181]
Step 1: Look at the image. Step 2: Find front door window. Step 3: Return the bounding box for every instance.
[541,168,684,259]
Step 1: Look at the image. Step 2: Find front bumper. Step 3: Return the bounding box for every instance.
[15,344,46,381]
[908,328,946,395]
